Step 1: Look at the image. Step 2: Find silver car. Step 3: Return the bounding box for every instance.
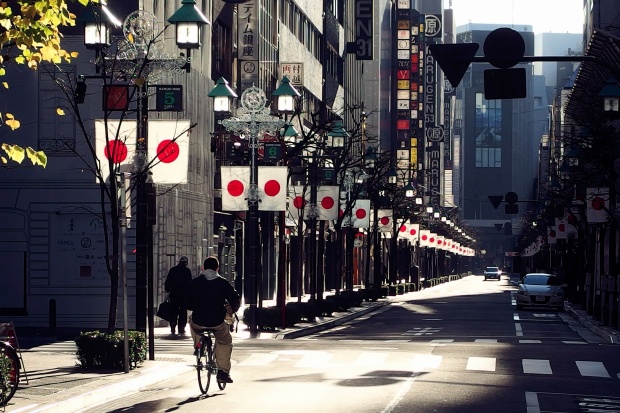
[516,273,565,311]
[483,266,501,281]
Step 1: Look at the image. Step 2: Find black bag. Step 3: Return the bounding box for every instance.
[157,297,174,322]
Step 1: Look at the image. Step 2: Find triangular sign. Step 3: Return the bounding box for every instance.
[494,223,503,232]
[488,195,503,209]
[429,43,479,88]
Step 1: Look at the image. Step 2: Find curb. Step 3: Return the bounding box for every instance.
[23,361,190,413]
[273,301,389,339]
[565,304,620,345]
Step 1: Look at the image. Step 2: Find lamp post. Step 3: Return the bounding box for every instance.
[210,80,298,337]
[79,2,208,357]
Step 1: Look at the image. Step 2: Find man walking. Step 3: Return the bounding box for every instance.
[189,256,240,384]
[164,256,193,335]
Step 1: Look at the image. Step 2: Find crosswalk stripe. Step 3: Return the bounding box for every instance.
[467,357,496,372]
[236,352,279,366]
[295,351,333,368]
[410,354,442,372]
[576,361,610,378]
[523,359,552,374]
[353,351,389,367]
[474,339,497,343]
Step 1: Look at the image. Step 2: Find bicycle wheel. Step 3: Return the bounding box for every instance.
[196,337,210,394]
[0,343,20,406]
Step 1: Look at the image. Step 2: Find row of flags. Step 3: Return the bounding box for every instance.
[521,187,609,256]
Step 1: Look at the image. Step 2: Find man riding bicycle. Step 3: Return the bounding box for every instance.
[188,256,241,384]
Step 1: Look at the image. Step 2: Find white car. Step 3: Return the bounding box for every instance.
[516,273,565,311]
[483,266,501,281]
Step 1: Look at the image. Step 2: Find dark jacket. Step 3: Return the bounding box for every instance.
[188,270,241,327]
[165,264,192,305]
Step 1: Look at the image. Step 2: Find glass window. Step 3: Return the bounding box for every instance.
[474,93,502,168]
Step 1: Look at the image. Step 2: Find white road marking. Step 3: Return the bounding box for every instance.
[519,340,542,344]
[514,313,520,320]
[430,339,454,343]
[515,322,524,336]
[576,361,610,378]
[562,341,587,345]
[295,351,333,368]
[525,391,541,413]
[353,351,389,367]
[466,357,496,372]
[410,354,442,372]
[236,352,279,366]
[474,339,498,343]
[523,359,552,374]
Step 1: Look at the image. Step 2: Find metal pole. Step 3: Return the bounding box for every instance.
[118,173,129,374]
[135,83,148,336]
[308,160,318,302]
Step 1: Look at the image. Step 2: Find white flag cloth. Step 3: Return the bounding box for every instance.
[258,166,288,211]
[350,199,371,228]
[436,236,445,250]
[419,230,431,247]
[547,226,557,245]
[586,187,609,223]
[428,232,437,248]
[408,223,420,242]
[377,209,394,233]
[555,217,568,239]
[221,166,250,211]
[288,185,310,220]
[95,120,137,183]
[147,120,191,184]
[317,186,339,220]
[96,120,191,184]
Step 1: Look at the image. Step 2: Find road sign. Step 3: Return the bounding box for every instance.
[155,85,183,111]
[488,195,503,209]
[428,43,479,87]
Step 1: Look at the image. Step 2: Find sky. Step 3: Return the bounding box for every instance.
[449,0,584,34]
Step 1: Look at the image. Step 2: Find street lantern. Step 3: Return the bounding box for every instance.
[167,0,211,49]
[208,77,238,113]
[77,2,121,49]
[327,119,348,148]
[272,76,301,113]
[598,78,620,112]
[364,147,376,170]
[387,166,398,185]
[404,181,416,198]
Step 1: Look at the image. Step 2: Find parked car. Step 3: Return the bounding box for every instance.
[483,266,501,281]
[516,273,565,311]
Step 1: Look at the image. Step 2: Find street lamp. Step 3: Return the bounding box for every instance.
[80,3,208,357]
[210,80,298,337]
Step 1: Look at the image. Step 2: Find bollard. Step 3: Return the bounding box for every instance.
[49,299,57,336]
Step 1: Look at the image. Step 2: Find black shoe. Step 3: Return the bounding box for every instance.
[179,330,186,335]
[170,324,176,334]
[216,371,233,383]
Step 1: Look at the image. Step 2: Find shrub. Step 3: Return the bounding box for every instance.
[75,330,147,370]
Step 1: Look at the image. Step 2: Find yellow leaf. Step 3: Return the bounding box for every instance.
[5,118,20,130]
[26,147,47,168]
[5,112,13,119]
[56,107,65,115]
[1,156,7,164]
[1,82,7,88]
[3,144,25,163]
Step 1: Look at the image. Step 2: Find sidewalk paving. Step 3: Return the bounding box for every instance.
[5,278,619,413]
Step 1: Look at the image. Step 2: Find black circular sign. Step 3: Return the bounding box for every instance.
[505,191,519,204]
[484,28,525,69]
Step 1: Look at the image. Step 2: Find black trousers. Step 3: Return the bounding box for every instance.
[169,299,188,332]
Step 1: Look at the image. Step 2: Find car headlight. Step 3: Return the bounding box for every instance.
[554,290,564,297]
[517,290,528,296]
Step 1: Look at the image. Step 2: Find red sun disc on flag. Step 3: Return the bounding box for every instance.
[104,140,128,163]
[156,139,180,163]
[227,180,245,197]
[410,228,417,235]
[592,197,605,210]
[399,225,407,233]
[321,196,335,209]
[421,234,428,240]
[558,223,566,232]
[355,208,367,219]
[293,196,307,209]
[380,216,390,225]
[264,180,281,197]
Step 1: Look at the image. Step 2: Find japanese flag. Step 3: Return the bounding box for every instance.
[436,236,445,250]
[586,187,609,223]
[377,209,393,233]
[555,217,568,239]
[258,166,287,211]
[408,223,420,242]
[419,230,431,247]
[547,226,557,245]
[148,120,191,184]
[288,186,310,220]
[428,232,437,248]
[350,199,370,228]
[317,186,339,220]
[95,120,137,183]
[221,166,250,211]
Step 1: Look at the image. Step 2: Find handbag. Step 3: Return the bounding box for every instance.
[157,295,174,322]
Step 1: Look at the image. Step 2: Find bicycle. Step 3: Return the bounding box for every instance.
[0,340,20,407]
[194,329,226,395]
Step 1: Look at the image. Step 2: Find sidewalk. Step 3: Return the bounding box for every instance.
[5,279,619,413]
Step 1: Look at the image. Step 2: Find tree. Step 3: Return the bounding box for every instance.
[0,0,94,167]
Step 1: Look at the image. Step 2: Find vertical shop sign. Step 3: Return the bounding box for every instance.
[238,2,258,91]
[355,0,373,60]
